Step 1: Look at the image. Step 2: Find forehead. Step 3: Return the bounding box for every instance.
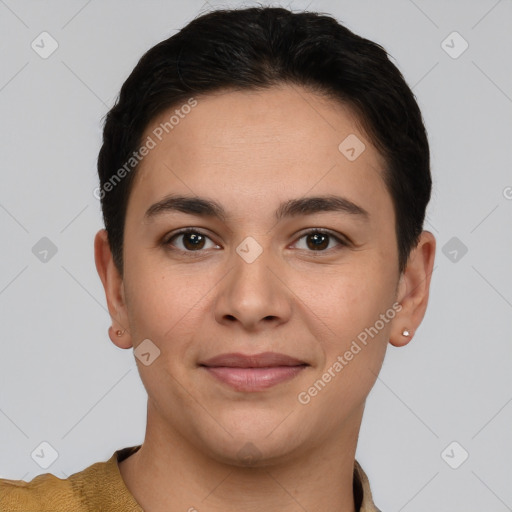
[129,85,391,222]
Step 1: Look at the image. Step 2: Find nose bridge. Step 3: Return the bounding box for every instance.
[214,234,290,328]
[232,234,275,301]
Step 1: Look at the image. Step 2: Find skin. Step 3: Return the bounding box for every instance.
[95,84,436,512]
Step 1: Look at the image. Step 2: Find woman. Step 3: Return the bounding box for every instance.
[0,6,435,511]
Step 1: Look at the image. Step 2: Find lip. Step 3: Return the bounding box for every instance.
[200,352,307,368]
[199,352,308,392]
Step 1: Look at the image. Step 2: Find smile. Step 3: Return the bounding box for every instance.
[199,352,309,392]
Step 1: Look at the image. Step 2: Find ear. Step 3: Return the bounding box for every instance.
[390,230,436,347]
[94,229,133,349]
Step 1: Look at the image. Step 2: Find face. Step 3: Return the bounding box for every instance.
[100,85,414,465]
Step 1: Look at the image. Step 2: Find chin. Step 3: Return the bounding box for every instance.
[191,411,310,467]
[206,435,302,468]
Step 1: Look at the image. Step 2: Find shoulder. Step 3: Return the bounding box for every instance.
[0,472,76,512]
[0,445,142,512]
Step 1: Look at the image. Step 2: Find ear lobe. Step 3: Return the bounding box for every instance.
[107,324,133,349]
[94,229,133,349]
[389,230,436,347]
[389,326,414,348]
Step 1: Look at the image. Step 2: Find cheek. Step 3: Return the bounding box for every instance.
[123,258,222,358]
[293,254,394,336]
[295,256,395,404]
[294,269,393,427]
[122,267,209,404]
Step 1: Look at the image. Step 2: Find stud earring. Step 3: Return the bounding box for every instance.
[402,329,410,337]
[116,329,125,337]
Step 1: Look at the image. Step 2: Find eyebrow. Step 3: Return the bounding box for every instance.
[144,194,370,223]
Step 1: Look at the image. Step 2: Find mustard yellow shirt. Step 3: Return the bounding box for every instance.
[0,445,381,511]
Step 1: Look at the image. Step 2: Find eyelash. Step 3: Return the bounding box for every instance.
[163,227,349,255]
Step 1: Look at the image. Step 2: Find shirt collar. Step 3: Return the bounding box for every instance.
[108,445,381,512]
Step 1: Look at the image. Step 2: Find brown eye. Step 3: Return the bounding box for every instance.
[165,229,217,252]
[164,228,347,254]
[181,232,206,250]
[306,232,329,250]
[294,229,347,252]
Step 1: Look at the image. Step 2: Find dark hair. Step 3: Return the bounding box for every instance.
[97,6,431,276]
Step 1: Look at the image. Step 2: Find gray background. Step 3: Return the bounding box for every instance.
[0,0,511,510]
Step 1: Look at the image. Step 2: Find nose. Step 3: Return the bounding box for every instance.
[213,239,292,332]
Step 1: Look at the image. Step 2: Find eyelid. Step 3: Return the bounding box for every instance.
[164,227,220,250]
[164,226,350,253]
[292,227,350,247]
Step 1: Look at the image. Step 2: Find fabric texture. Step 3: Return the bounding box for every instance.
[0,445,381,511]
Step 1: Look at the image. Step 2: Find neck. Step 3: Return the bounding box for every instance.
[119,401,364,512]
